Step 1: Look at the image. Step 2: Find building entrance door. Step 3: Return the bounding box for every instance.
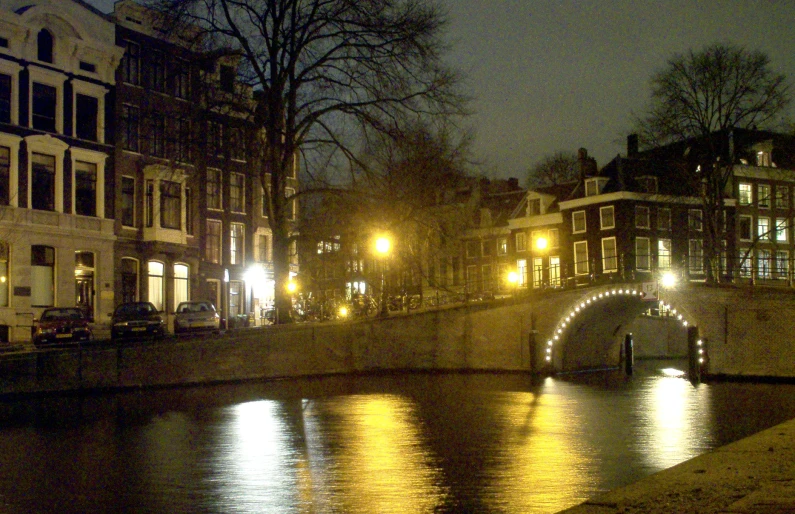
[75,252,95,321]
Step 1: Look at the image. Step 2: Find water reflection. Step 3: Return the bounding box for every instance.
[636,367,714,470]
[0,365,793,514]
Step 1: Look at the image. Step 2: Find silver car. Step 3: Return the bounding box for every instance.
[174,301,221,335]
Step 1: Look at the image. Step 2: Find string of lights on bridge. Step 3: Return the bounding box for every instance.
[544,287,695,364]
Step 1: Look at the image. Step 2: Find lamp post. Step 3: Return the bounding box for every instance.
[375,236,391,317]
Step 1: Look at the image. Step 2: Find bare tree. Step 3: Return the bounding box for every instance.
[635,43,791,282]
[147,0,467,322]
[526,151,579,188]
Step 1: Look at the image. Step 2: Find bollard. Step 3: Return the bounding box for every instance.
[687,325,701,383]
[623,333,634,376]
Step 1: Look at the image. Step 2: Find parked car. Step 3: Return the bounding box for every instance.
[32,307,92,348]
[110,302,166,341]
[174,301,220,335]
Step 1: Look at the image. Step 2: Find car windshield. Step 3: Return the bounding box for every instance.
[40,309,84,321]
[177,302,214,313]
[116,303,156,316]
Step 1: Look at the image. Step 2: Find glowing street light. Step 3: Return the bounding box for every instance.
[661,272,677,288]
[286,280,298,294]
[534,236,548,251]
[507,270,520,297]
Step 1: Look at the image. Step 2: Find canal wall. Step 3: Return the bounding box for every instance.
[0,292,792,396]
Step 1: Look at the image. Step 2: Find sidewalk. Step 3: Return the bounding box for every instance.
[560,417,795,514]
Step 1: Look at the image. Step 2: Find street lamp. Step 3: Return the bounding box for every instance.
[375,236,391,317]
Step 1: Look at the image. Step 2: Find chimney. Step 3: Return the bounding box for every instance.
[627,134,639,157]
[578,148,590,180]
[507,177,519,190]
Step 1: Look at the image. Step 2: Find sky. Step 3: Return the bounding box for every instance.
[85,0,795,183]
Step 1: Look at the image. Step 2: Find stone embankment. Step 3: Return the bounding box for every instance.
[559,417,795,514]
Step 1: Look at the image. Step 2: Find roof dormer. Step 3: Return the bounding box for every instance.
[584,177,608,197]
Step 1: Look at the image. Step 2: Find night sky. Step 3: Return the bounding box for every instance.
[85,0,795,182]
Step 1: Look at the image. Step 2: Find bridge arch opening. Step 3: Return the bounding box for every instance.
[543,286,695,372]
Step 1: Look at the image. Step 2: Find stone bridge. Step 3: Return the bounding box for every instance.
[476,280,795,378]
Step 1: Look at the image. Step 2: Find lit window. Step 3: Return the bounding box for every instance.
[775,251,789,280]
[207,169,222,210]
[174,264,189,306]
[776,186,789,209]
[601,237,617,272]
[147,261,164,311]
[497,238,508,255]
[756,151,772,167]
[230,173,245,212]
[758,217,770,241]
[658,239,671,270]
[758,184,771,208]
[574,241,588,275]
[738,183,752,205]
[31,245,54,307]
[776,218,788,242]
[230,223,244,265]
[206,219,222,264]
[758,250,772,279]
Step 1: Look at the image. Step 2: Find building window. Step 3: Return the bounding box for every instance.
[229,127,245,161]
[481,264,492,291]
[517,259,527,286]
[122,41,141,85]
[229,281,242,316]
[776,186,789,210]
[208,121,222,157]
[37,30,54,63]
[261,186,269,217]
[230,223,244,265]
[635,206,650,229]
[515,232,527,252]
[148,50,166,92]
[585,179,598,197]
[147,261,164,311]
[172,117,189,162]
[757,151,772,167]
[0,242,8,307]
[185,187,194,236]
[31,245,55,307]
[602,237,617,272]
[600,206,614,230]
[466,265,477,290]
[207,168,222,210]
[285,187,296,220]
[738,183,752,205]
[0,146,8,205]
[758,184,771,209]
[74,161,97,216]
[173,58,190,99]
[775,251,789,280]
[758,250,772,279]
[121,105,139,152]
[549,228,559,248]
[758,217,770,241]
[497,238,508,255]
[120,257,138,303]
[574,241,589,275]
[160,180,181,229]
[739,249,752,278]
[121,176,135,227]
[572,210,586,234]
[205,219,221,264]
[31,153,55,211]
[174,263,189,306]
[145,180,154,227]
[528,198,541,215]
[481,239,493,257]
[32,83,57,132]
[739,215,752,241]
[776,218,788,242]
[638,176,658,194]
[75,94,98,141]
[688,209,703,232]
[636,237,650,270]
[230,173,245,212]
[150,117,165,157]
[0,73,11,124]
[258,234,270,262]
[658,239,671,270]
[658,208,671,231]
[688,239,703,274]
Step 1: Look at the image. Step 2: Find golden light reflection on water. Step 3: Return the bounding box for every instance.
[491,381,597,513]
[637,370,713,470]
[317,394,448,514]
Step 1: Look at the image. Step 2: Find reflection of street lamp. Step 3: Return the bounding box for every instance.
[375,236,391,317]
[223,268,229,330]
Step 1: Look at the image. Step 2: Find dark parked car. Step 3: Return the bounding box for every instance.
[110,302,166,341]
[174,301,220,335]
[32,307,92,348]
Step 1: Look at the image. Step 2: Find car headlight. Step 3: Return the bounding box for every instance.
[37,327,55,335]
[114,321,129,327]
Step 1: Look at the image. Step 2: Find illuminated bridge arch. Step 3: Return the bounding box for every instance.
[542,285,695,372]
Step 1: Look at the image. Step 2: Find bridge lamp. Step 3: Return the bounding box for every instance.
[661,272,677,288]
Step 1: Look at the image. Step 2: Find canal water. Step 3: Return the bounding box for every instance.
[1,359,794,514]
